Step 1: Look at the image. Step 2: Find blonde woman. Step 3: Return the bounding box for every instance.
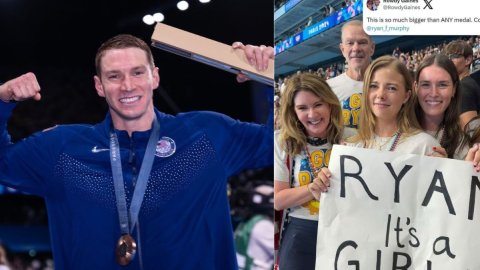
[347,55,440,153]
[316,56,441,197]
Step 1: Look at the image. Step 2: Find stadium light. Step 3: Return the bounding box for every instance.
[143,14,155,25]
[199,0,211,3]
[177,1,189,11]
[153,13,165,22]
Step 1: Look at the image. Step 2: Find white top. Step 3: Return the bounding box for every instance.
[424,129,469,160]
[466,118,480,140]
[327,73,364,128]
[343,127,358,140]
[248,219,274,270]
[346,131,441,155]
[274,131,352,220]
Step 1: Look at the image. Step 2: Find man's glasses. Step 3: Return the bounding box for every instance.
[448,53,465,59]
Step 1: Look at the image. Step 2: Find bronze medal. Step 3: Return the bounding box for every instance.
[115,234,137,266]
[110,118,159,266]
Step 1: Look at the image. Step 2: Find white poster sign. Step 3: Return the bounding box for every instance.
[316,145,480,269]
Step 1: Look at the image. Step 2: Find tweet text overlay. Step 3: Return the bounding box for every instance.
[363,0,480,35]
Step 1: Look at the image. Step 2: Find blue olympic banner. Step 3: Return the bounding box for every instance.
[275,0,363,55]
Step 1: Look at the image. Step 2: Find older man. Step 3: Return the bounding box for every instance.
[327,20,375,128]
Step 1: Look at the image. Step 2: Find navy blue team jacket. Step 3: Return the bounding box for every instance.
[0,102,273,270]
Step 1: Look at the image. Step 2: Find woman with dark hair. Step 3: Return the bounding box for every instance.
[414,54,470,159]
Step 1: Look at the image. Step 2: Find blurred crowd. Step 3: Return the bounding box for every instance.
[276,35,480,90]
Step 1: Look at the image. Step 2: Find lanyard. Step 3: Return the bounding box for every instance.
[109,117,160,235]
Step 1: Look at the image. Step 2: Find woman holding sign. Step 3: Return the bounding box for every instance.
[315,56,442,205]
[345,55,440,154]
[315,56,480,196]
[273,73,348,269]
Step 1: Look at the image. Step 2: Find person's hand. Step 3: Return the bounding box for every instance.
[465,143,480,172]
[0,72,41,102]
[429,146,447,158]
[308,167,331,200]
[232,41,273,83]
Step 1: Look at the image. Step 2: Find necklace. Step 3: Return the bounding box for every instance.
[306,136,328,146]
[389,132,401,151]
[371,131,402,151]
[373,136,391,150]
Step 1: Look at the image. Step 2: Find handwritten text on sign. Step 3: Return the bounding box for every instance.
[315,145,480,269]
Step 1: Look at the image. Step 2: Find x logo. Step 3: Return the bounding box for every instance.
[423,0,433,9]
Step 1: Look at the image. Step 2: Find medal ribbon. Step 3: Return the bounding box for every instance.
[110,116,160,235]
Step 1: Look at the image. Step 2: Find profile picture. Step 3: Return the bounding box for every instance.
[367,0,380,11]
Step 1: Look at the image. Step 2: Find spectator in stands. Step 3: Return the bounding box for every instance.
[342,56,439,154]
[413,62,419,73]
[322,6,329,18]
[461,42,480,130]
[473,37,480,55]
[306,16,313,27]
[347,0,358,15]
[392,46,401,58]
[464,116,480,160]
[443,40,480,129]
[316,56,443,195]
[0,35,272,270]
[280,77,288,94]
[329,64,337,78]
[326,6,331,16]
[295,26,302,34]
[327,20,375,128]
[233,180,274,270]
[472,50,480,71]
[316,67,325,79]
[274,73,344,270]
[277,76,283,88]
[329,4,335,14]
[399,53,407,65]
[325,67,331,80]
[0,244,10,270]
[414,54,470,159]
